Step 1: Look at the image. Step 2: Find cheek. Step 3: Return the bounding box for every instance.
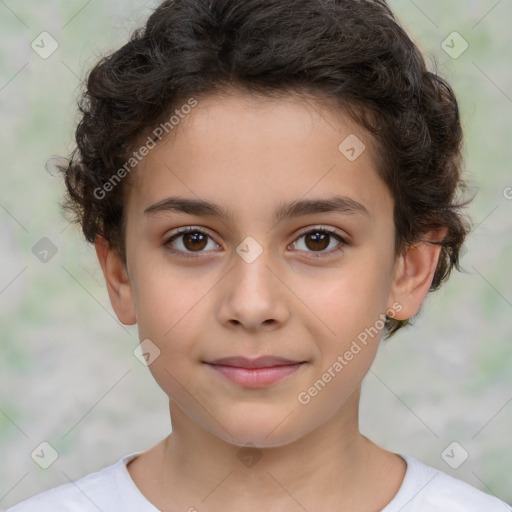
[133,274,203,399]
[131,257,207,339]
[295,257,389,338]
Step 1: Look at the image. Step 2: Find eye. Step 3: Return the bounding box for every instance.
[164,225,349,260]
[290,226,348,257]
[164,227,220,258]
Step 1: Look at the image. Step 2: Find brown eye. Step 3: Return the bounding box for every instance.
[165,227,220,257]
[304,231,330,251]
[181,231,208,251]
[292,227,347,257]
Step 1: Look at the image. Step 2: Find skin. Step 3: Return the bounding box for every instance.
[96,90,446,511]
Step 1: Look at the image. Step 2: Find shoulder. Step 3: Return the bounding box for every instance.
[5,481,93,512]
[424,470,511,511]
[384,454,512,512]
[5,453,144,512]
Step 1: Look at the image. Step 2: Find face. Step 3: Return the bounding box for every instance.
[102,91,422,448]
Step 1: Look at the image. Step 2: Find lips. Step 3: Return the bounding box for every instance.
[206,355,304,369]
[204,356,307,388]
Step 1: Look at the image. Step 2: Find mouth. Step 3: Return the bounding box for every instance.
[203,356,307,388]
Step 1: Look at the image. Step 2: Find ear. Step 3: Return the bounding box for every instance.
[95,235,137,325]
[387,227,448,321]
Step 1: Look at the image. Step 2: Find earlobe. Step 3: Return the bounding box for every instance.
[387,228,447,321]
[95,235,137,325]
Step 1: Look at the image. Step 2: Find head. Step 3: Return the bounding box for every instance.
[60,0,472,447]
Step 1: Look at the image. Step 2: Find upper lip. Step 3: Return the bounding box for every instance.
[205,356,305,368]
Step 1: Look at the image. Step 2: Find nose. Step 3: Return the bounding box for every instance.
[216,247,290,332]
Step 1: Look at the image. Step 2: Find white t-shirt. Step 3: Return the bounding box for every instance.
[5,452,511,511]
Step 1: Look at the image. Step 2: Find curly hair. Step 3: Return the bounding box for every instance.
[59,0,473,339]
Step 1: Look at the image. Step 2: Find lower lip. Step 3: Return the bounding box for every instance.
[206,363,304,388]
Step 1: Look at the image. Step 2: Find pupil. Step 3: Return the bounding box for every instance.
[184,232,207,251]
[307,232,329,251]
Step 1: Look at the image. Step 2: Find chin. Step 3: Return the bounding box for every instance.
[212,409,309,449]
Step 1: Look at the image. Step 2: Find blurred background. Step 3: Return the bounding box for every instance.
[0,0,511,507]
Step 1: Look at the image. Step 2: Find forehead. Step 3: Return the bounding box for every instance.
[128,91,392,225]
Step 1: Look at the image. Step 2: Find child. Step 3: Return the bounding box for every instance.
[7,0,511,510]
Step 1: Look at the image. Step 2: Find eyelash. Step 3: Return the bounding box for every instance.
[163,225,349,260]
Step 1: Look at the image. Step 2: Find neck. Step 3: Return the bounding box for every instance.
[133,387,405,511]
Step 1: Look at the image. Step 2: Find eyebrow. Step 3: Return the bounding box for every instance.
[144,194,370,225]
